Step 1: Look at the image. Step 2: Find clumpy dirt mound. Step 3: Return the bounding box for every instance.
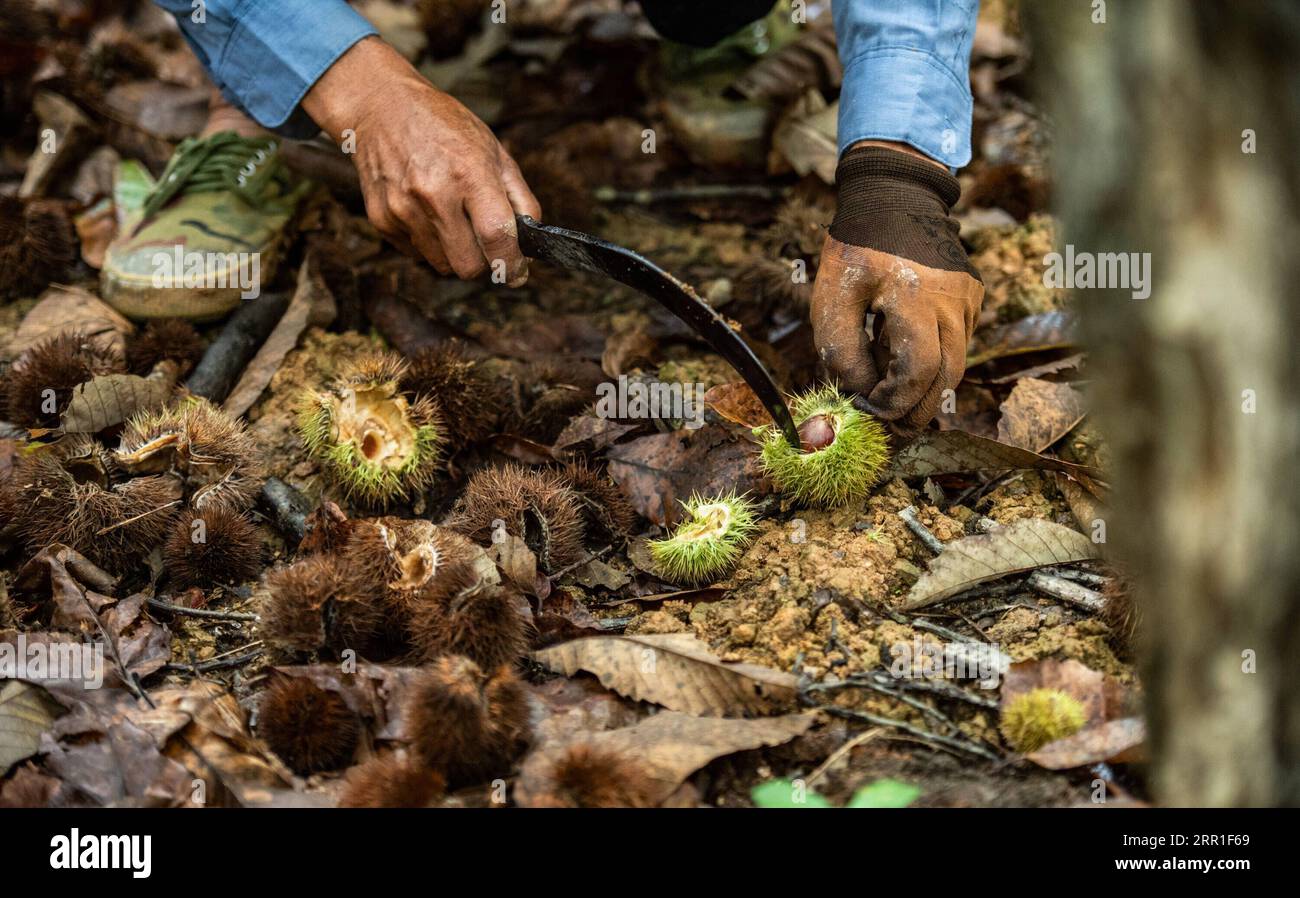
[626,473,1126,695]
[968,214,1064,323]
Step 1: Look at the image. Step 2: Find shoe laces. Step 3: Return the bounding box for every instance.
[141,131,285,220]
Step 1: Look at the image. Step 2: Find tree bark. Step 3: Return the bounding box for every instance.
[1028,1,1300,805]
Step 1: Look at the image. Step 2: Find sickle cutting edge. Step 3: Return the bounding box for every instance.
[516,215,800,448]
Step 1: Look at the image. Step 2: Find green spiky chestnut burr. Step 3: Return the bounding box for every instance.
[648,493,757,585]
[1000,688,1087,753]
[298,353,442,506]
[759,385,889,507]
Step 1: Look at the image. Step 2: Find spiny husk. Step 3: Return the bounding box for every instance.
[298,353,442,507]
[4,330,124,427]
[759,385,889,507]
[257,675,360,775]
[648,492,757,585]
[407,580,530,672]
[1000,688,1087,753]
[257,553,398,660]
[163,507,262,590]
[126,318,204,377]
[400,343,507,448]
[337,750,446,808]
[524,743,660,808]
[7,441,182,570]
[446,463,586,571]
[560,460,639,541]
[403,654,531,787]
[117,397,263,513]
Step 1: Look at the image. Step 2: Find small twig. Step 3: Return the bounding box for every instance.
[811,705,1001,762]
[910,618,974,644]
[207,640,262,662]
[956,609,993,642]
[805,677,957,732]
[805,728,884,787]
[147,597,258,622]
[595,616,635,631]
[79,590,153,707]
[162,648,263,674]
[980,601,1043,616]
[259,477,311,544]
[1025,570,1105,612]
[187,290,291,402]
[551,545,613,580]
[1043,566,1111,588]
[898,505,947,555]
[96,500,181,536]
[874,673,999,710]
[934,581,1029,608]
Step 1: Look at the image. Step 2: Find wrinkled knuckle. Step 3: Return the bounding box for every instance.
[452,255,486,279]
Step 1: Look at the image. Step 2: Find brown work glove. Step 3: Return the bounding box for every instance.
[810,145,984,434]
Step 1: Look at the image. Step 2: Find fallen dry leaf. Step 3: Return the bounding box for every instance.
[996,377,1087,452]
[1002,659,1145,769]
[490,534,547,597]
[551,414,638,453]
[987,352,1086,384]
[73,199,117,269]
[703,380,774,429]
[888,428,1103,492]
[569,558,631,591]
[533,632,799,717]
[491,433,556,465]
[102,81,210,140]
[8,285,134,359]
[967,310,1078,367]
[0,680,63,775]
[515,711,816,807]
[933,383,1001,438]
[601,329,658,378]
[41,710,194,807]
[904,519,1100,609]
[11,547,170,680]
[151,682,296,807]
[607,425,770,526]
[771,92,838,182]
[61,367,175,433]
[1028,718,1146,769]
[223,254,337,419]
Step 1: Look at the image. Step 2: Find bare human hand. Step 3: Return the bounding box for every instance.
[303,36,541,285]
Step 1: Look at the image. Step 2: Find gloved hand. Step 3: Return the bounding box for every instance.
[810,144,984,434]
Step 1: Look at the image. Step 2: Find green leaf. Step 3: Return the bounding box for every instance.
[750,778,832,808]
[847,779,920,808]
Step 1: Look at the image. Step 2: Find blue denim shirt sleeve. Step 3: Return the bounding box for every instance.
[153,0,377,139]
[832,0,979,168]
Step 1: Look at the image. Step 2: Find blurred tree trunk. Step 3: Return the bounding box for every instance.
[1027,2,1300,805]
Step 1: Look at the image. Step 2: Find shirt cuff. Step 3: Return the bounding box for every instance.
[836,46,974,169]
[220,0,377,139]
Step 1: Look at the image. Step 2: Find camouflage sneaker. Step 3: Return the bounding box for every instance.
[101,131,310,321]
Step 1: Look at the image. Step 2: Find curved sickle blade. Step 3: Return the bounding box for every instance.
[516,215,799,447]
